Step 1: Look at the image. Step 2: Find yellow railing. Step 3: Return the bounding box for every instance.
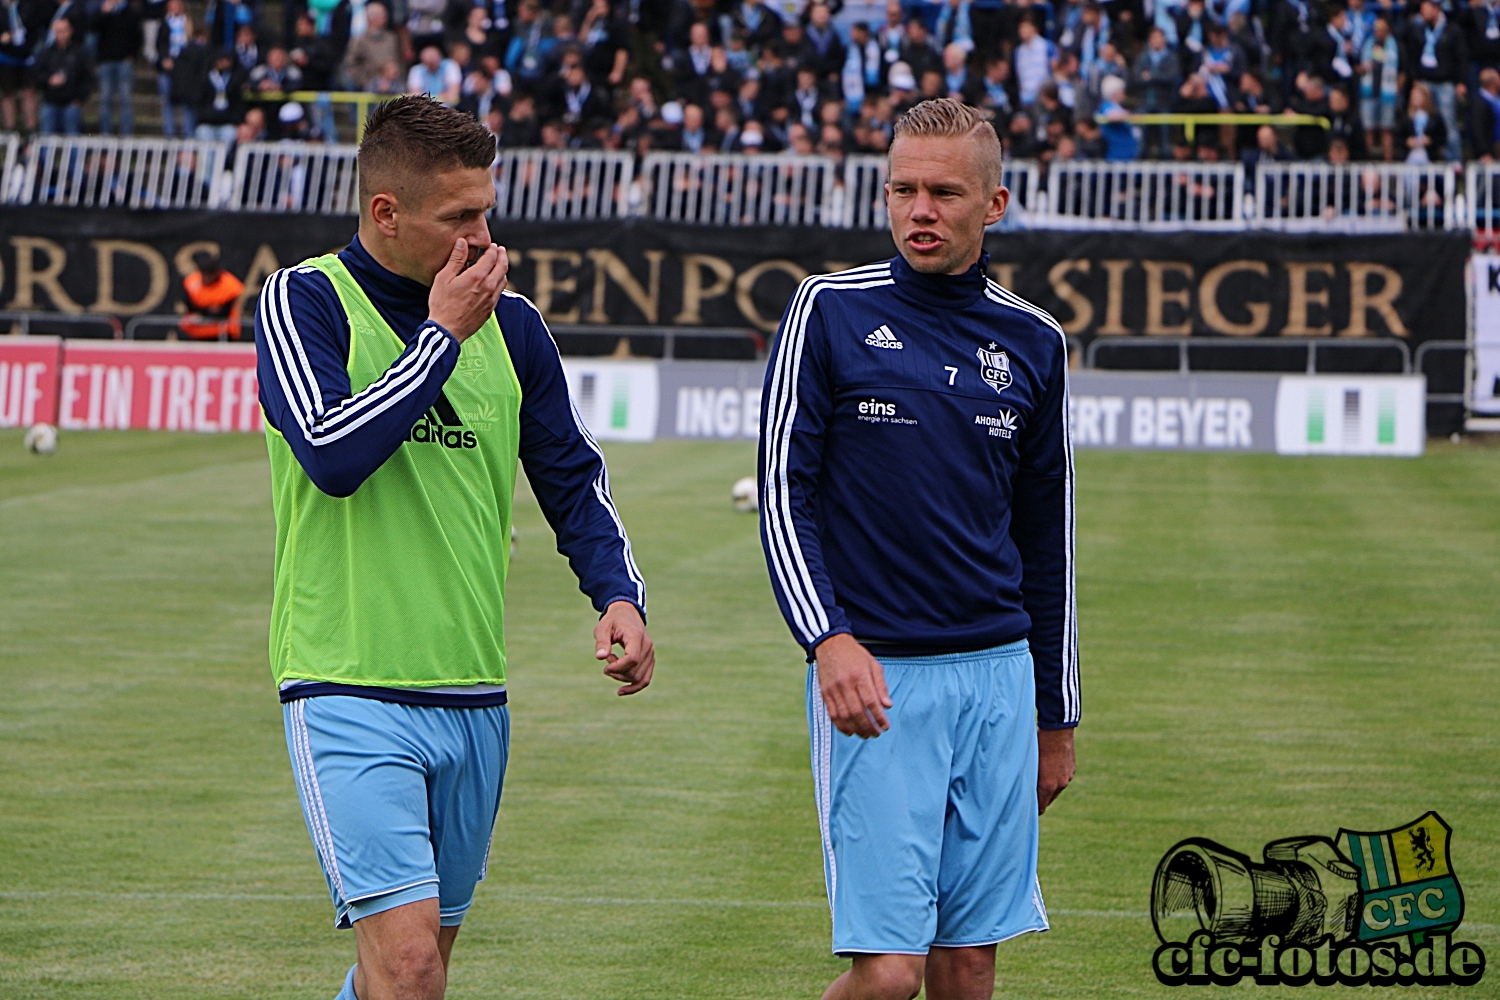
[1107,113,1332,141]
[244,91,403,141]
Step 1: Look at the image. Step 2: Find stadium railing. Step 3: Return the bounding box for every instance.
[1086,335,1413,373]
[3,136,231,209]
[0,137,1478,234]
[225,141,362,214]
[1038,159,1245,230]
[1251,162,1462,232]
[493,149,634,221]
[1465,161,1500,238]
[1413,340,1471,405]
[551,325,765,359]
[0,309,123,337]
[1120,112,1330,142]
[639,152,840,227]
[842,154,1042,229]
[1,131,20,202]
[121,315,245,340]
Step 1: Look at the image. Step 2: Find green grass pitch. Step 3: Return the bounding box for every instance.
[0,430,1496,999]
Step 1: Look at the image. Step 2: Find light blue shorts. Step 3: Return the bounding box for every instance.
[807,640,1049,955]
[283,696,509,929]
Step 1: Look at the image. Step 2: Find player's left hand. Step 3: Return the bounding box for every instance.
[1037,727,1076,815]
[595,601,655,696]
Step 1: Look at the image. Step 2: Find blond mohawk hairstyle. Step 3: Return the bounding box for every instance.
[890,98,1004,188]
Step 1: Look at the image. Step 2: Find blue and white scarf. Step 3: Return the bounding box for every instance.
[1409,107,1431,166]
[1480,87,1500,141]
[984,77,1012,111]
[1202,45,1233,107]
[1421,16,1444,70]
[0,2,27,64]
[1151,0,1181,45]
[740,0,762,32]
[163,8,187,55]
[934,0,972,48]
[1329,22,1352,77]
[1360,34,1398,100]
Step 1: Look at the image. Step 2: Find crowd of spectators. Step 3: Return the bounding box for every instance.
[3,0,1500,164]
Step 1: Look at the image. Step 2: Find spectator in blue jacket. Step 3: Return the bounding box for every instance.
[1097,74,1139,158]
[204,0,255,51]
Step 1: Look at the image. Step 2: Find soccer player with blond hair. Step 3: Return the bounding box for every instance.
[759,98,1078,1000]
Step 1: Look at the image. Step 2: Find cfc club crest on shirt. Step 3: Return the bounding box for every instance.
[977,343,1012,394]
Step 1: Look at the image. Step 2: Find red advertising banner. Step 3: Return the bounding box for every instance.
[58,341,262,433]
[0,337,63,428]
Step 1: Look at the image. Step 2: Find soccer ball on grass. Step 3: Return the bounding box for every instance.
[24,423,58,456]
[731,476,758,513]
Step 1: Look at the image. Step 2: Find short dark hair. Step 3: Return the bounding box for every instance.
[358,96,496,205]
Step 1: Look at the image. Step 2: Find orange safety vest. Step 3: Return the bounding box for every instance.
[182,271,245,340]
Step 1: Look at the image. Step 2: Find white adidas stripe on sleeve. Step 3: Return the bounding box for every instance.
[259,267,455,448]
[761,264,894,646]
[985,280,1079,724]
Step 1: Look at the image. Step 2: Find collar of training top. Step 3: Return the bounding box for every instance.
[343,234,438,304]
[890,248,990,310]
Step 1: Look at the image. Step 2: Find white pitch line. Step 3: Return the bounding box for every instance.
[0,890,324,902]
[507,895,823,909]
[0,889,1150,918]
[9,892,1484,933]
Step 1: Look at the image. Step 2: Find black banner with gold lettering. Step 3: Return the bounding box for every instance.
[0,208,1467,348]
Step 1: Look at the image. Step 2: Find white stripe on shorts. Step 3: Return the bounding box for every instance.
[289,700,346,899]
[810,665,837,916]
[1032,877,1051,930]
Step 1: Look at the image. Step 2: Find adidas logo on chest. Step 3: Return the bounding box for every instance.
[864,324,904,350]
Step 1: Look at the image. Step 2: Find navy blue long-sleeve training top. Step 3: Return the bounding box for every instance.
[757,252,1079,729]
[255,237,646,660]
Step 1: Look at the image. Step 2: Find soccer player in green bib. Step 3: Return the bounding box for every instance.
[254,96,654,1000]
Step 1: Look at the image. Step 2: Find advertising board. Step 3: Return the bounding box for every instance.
[1471,254,1500,415]
[6,346,1426,456]
[558,359,658,442]
[1272,376,1426,457]
[0,336,62,428]
[56,340,261,432]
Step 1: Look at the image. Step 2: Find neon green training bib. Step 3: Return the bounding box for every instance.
[266,254,522,689]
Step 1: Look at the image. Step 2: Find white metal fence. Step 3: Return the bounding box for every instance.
[1,132,21,204]
[842,154,888,229]
[1466,162,1500,238]
[7,136,230,209]
[492,149,633,221]
[227,141,362,213]
[640,152,840,226]
[1251,162,1461,232]
[0,136,1482,233]
[1040,160,1245,230]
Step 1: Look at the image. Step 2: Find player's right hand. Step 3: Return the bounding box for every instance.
[427,237,507,344]
[815,634,892,739]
